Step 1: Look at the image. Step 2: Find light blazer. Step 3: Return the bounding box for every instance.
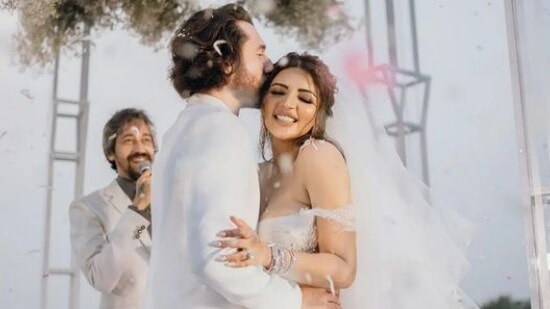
[143,94,301,309]
[69,180,151,309]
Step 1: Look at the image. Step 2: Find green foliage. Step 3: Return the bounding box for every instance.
[12,0,197,68]
[0,0,17,11]
[481,296,531,309]
[5,0,353,68]
[246,0,353,50]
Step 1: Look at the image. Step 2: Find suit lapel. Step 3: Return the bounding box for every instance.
[101,180,132,214]
[140,228,152,249]
[101,180,152,249]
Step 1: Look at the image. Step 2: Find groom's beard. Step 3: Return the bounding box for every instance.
[232,66,263,109]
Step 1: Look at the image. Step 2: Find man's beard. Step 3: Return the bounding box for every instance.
[126,153,152,181]
[128,167,141,182]
[232,66,263,108]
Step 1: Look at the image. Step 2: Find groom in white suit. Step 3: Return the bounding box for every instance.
[144,4,340,309]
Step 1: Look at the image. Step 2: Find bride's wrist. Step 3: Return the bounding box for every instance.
[262,242,273,268]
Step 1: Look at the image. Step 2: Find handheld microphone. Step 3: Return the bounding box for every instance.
[138,160,152,175]
[136,160,152,199]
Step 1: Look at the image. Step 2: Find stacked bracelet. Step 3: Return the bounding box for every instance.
[265,242,296,275]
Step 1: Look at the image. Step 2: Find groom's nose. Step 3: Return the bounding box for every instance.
[263,58,273,74]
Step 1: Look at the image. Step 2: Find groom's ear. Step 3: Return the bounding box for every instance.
[222,61,234,75]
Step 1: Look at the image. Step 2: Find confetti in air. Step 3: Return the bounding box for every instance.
[325,4,342,21]
[178,42,200,60]
[129,126,140,136]
[187,67,204,79]
[20,89,34,100]
[278,153,293,174]
[277,56,289,67]
[202,9,214,20]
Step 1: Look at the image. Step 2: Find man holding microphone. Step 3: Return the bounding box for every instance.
[69,108,156,309]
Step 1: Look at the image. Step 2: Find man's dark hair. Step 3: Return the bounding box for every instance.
[102,108,157,171]
[169,4,253,97]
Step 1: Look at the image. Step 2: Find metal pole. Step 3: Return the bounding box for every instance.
[420,77,431,185]
[41,24,91,309]
[408,0,420,73]
[361,0,430,185]
[69,24,91,309]
[504,0,550,307]
[364,0,374,67]
[385,0,398,67]
[41,51,61,309]
[75,27,90,202]
[383,69,407,164]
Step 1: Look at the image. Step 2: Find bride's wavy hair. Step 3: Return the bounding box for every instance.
[259,52,338,160]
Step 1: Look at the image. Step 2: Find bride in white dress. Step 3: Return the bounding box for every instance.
[213,52,479,309]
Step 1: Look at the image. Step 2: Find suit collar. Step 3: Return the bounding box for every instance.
[188,93,232,112]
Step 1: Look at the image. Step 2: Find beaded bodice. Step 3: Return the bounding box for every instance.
[258,207,356,253]
[259,138,355,252]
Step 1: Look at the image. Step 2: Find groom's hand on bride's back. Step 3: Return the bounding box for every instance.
[301,286,341,309]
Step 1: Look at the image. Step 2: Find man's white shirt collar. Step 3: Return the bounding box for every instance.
[187,93,232,112]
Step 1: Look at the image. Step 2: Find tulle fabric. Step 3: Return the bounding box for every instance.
[327,82,479,309]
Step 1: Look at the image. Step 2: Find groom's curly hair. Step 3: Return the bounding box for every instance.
[169,4,253,98]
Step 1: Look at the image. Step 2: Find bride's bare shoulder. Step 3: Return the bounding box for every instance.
[296,139,345,166]
[295,139,347,183]
[296,139,351,207]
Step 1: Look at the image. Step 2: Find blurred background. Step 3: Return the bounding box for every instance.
[1,0,549,308]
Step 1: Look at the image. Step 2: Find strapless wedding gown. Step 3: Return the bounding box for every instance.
[259,207,356,254]
[258,206,478,309]
[254,80,479,308]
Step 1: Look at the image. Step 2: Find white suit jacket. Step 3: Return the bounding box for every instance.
[70,180,151,309]
[143,94,301,309]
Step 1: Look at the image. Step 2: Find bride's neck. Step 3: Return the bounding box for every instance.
[270,138,299,163]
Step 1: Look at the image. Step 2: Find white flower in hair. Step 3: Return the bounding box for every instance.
[212,40,228,56]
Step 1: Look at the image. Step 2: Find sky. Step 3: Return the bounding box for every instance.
[0,0,541,308]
